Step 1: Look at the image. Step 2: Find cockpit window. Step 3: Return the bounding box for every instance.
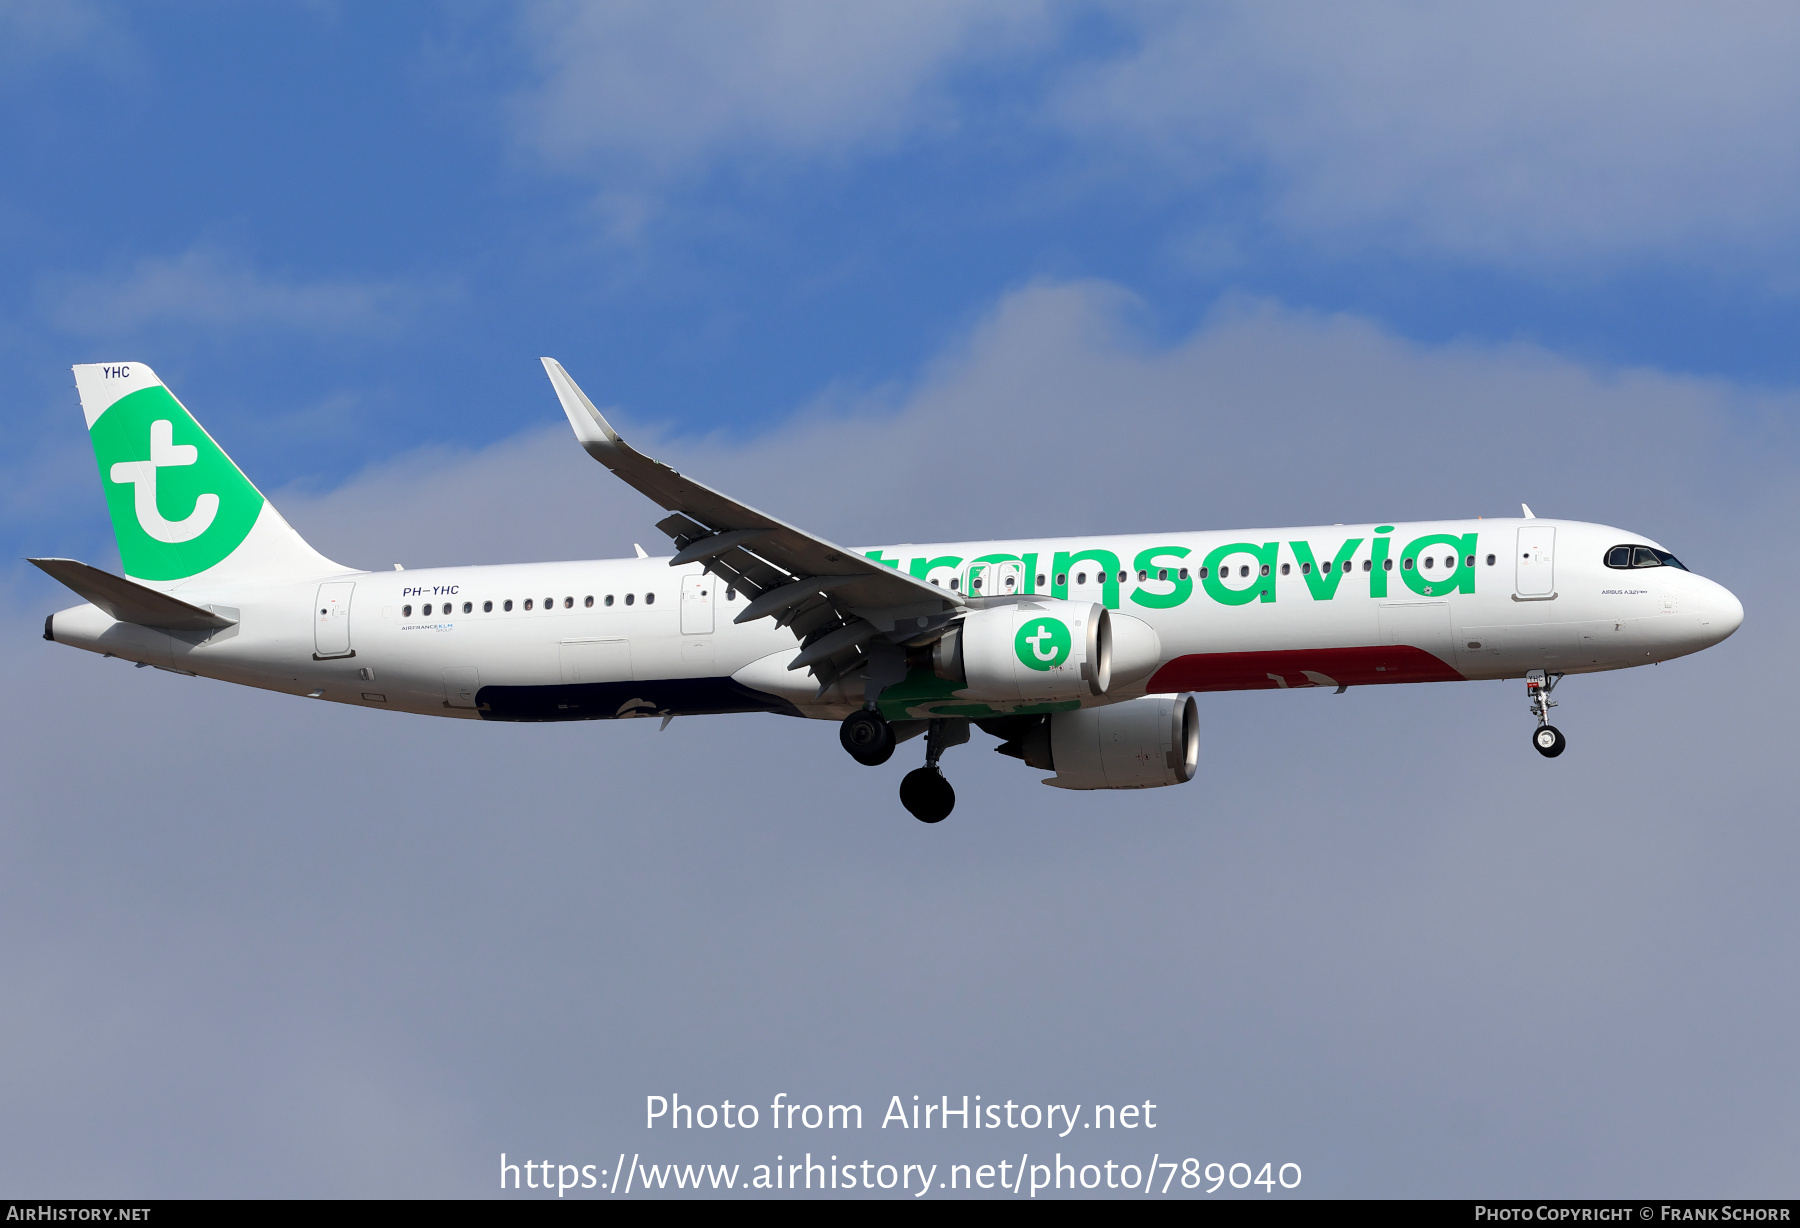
[1605,544,1689,571]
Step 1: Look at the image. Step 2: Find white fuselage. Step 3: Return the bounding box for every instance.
[47,518,1743,723]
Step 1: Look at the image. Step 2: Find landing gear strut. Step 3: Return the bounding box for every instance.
[900,718,968,823]
[1526,669,1566,758]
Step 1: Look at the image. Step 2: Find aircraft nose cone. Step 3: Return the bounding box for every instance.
[1707,582,1744,641]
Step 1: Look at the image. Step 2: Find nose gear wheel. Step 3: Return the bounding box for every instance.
[1525,670,1567,758]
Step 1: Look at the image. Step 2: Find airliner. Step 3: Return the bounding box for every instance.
[35,361,1744,822]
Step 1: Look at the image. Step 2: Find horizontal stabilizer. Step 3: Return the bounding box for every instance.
[29,558,237,631]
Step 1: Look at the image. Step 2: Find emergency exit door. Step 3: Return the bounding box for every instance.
[1516,526,1556,598]
[965,559,1024,598]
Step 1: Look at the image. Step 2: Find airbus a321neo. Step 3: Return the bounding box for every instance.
[36,361,1744,821]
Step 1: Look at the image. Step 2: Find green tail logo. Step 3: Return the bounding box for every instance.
[84,372,264,581]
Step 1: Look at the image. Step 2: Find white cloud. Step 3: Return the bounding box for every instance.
[511,0,1050,174]
[0,0,129,73]
[503,1,1800,265]
[1059,3,1800,263]
[46,246,423,339]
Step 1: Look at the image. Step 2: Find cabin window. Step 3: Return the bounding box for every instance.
[463,601,473,613]
[726,588,736,600]
[1302,562,1313,574]
[1158,569,1168,581]
[1423,556,1434,570]
[1403,558,1414,570]
[1382,559,1392,571]
[1487,553,1496,565]
[503,599,513,611]
[1464,555,1475,568]
[645,592,655,604]
[1237,565,1248,578]
[1178,568,1189,580]
[1138,569,1149,582]
[483,601,492,613]
[1117,571,1126,583]
[584,596,593,608]
[625,594,635,605]
[562,597,571,609]
[1037,574,1046,588]
[402,604,412,617]
[1076,572,1087,585]
[1056,573,1067,586]
[543,596,552,608]
[523,599,533,610]
[422,603,432,615]
[1198,567,1209,579]
[605,595,614,607]
[950,577,960,591]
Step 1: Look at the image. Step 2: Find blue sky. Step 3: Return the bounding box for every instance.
[6,2,1800,1198]
[13,0,1800,517]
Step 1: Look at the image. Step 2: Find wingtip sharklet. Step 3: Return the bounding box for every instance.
[540,357,624,449]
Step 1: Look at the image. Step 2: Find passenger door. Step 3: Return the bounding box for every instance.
[314,581,355,658]
[1515,526,1556,598]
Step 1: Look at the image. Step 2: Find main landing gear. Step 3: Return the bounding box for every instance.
[1526,669,1566,758]
[839,708,895,765]
[899,719,968,823]
[839,710,967,822]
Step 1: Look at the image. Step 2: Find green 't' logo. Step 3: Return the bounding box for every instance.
[90,385,263,581]
[1015,618,1072,671]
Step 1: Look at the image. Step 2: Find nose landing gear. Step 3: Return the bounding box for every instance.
[1526,669,1566,758]
[899,718,969,823]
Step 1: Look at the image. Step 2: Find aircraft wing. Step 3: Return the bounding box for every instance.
[541,358,962,692]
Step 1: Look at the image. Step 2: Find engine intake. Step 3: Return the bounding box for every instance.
[933,601,1110,703]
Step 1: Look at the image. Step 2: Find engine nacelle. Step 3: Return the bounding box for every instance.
[1023,693,1198,791]
[934,600,1110,703]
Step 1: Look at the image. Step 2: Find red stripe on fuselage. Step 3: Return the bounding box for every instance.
[1147,646,1465,693]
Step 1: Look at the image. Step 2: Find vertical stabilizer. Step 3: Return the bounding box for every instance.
[73,362,345,589]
